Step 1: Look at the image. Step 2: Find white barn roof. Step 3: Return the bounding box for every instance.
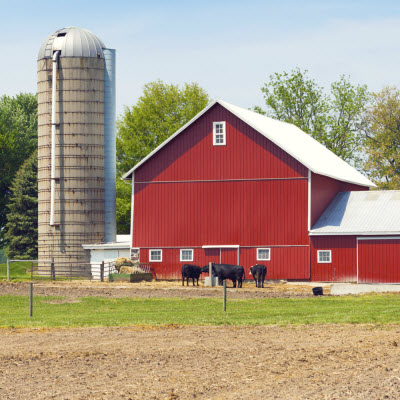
[122,99,374,188]
[310,191,400,235]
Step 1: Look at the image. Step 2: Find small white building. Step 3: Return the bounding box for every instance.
[82,235,131,280]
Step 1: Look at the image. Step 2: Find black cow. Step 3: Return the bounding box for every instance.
[181,264,203,286]
[250,264,267,288]
[201,263,245,288]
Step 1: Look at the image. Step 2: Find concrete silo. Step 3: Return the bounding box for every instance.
[37,27,116,274]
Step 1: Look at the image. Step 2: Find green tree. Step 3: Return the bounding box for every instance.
[363,87,400,189]
[0,93,37,245]
[116,176,131,234]
[116,80,210,233]
[5,151,38,260]
[255,69,370,165]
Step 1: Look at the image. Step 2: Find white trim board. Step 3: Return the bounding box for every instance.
[202,245,239,248]
[357,236,400,241]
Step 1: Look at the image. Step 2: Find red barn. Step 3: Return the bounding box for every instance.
[122,100,400,282]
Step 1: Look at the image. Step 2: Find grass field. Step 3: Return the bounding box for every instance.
[1,293,400,328]
[0,261,86,281]
[0,261,33,280]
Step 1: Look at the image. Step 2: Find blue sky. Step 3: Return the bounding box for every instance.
[2,0,400,116]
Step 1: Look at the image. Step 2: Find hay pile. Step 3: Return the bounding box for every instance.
[115,257,140,274]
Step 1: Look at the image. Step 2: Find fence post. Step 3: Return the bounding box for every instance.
[209,261,214,287]
[29,283,33,318]
[100,261,104,282]
[31,262,33,281]
[223,280,227,312]
[6,258,10,281]
[51,257,55,281]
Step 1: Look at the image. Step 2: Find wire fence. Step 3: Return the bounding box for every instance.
[0,259,153,282]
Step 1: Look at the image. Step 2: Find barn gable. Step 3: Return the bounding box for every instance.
[132,103,307,183]
[131,103,309,248]
[123,99,374,189]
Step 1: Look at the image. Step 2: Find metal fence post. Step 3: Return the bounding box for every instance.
[51,258,55,281]
[100,261,104,282]
[223,280,227,312]
[209,262,214,287]
[6,258,10,281]
[31,262,33,280]
[29,283,33,318]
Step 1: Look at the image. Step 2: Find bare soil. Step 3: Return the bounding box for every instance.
[0,280,326,299]
[0,325,400,399]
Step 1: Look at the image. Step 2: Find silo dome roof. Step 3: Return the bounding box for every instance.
[38,27,105,60]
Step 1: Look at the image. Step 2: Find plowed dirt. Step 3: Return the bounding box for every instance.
[0,280,326,299]
[0,325,399,399]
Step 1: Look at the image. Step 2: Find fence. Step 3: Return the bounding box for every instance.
[1,259,154,282]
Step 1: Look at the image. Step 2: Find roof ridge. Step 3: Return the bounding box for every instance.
[122,99,375,188]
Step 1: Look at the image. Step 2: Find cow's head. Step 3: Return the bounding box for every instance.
[201,264,215,274]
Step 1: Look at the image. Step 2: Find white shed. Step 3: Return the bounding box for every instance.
[82,235,131,280]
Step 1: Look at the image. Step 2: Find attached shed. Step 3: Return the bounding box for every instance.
[310,191,400,283]
[122,100,378,281]
[82,235,131,279]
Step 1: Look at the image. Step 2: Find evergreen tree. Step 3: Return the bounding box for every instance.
[5,151,38,259]
[0,93,37,245]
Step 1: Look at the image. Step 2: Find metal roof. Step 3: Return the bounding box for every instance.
[81,234,131,250]
[122,100,375,188]
[38,27,105,60]
[310,191,400,235]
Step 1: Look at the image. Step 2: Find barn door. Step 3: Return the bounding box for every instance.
[358,238,400,283]
[221,248,238,265]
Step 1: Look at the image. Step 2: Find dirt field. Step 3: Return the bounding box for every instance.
[0,324,399,400]
[0,280,326,299]
[2,281,397,399]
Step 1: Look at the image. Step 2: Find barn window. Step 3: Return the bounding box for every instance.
[257,248,271,261]
[149,249,162,262]
[213,121,226,146]
[180,249,193,262]
[318,250,332,263]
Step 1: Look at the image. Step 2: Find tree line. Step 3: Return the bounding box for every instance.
[2,72,400,259]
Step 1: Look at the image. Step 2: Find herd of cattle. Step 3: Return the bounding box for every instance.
[181,263,267,288]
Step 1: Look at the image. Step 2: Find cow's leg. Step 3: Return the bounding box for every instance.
[233,279,236,288]
[262,276,265,288]
[192,277,195,286]
[187,277,189,286]
[182,275,185,286]
[239,278,242,288]
[218,274,223,286]
[196,277,199,286]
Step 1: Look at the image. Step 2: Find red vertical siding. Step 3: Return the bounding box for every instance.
[140,246,309,280]
[133,103,311,280]
[310,173,368,227]
[221,248,238,264]
[134,180,308,248]
[241,246,309,280]
[310,236,357,282]
[135,104,307,183]
[358,239,400,283]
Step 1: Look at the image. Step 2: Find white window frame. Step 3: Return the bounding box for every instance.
[213,121,226,146]
[257,248,271,261]
[317,250,332,263]
[180,249,194,262]
[149,249,162,262]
